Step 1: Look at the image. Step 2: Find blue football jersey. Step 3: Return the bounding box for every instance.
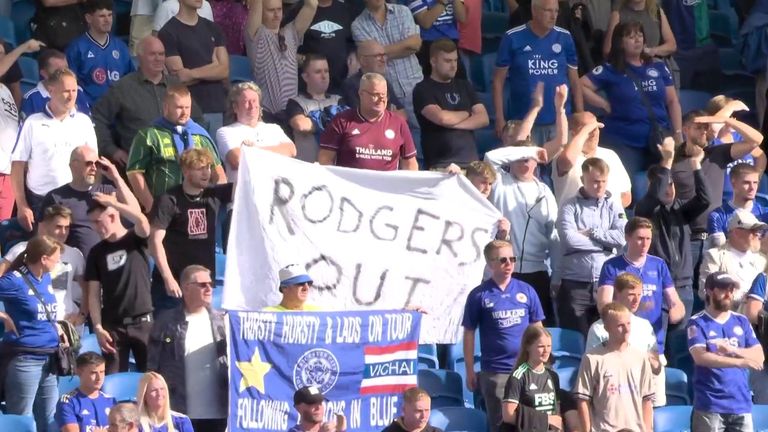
[66,32,134,102]
[20,82,91,120]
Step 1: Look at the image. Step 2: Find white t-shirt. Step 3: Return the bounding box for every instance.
[0,84,18,175]
[5,241,85,319]
[153,0,214,31]
[184,308,226,419]
[215,121,293,182]
[552,146,631,207]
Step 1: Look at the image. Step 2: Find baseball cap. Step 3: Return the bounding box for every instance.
[704,271,739,291]
[293,386,326,405]
[278,264,313,290]
[726,209,768,232]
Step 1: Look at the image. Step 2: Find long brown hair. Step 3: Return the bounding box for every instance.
[7,235,62,274]
[608,21,653,72]
[513,325,552,372]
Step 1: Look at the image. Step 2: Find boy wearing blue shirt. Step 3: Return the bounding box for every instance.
[688,271,764,431]
[707,163,768,247]
[462,239,545,432]
[66,0,134,103]
[55,352,117,432]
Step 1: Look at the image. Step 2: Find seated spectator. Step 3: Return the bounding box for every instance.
[413,39,488,170]
[66,0,135,103]
[210,0,248,55]
[318,73,418,171]
[41,146,116,261]
[108,402,140,432]
[484,142,558,326]
[699,210,767,310]
[461,239,545,432]
[216,82,296,182]
[149,148,232,312]
[136,372,194,431]
[127,84,226,213]
[556,157,627,337]
[688,271,764,431]
[86,158,152,374]
[11,68,98,231]
[341,40,406,118]
[0,205,86,325]
[55,352,117,431]
[409,0,467,79]
[32,0,86,51]
[574,302,655,431]
[264,264,320,311]
[93,35,204,167]
[148,265,227,431]
[153,0,215,33]
[581,21,682,201]
[21,49,92,120]
[245,0,317,125]
[553,111,631,208]
[286,54,346,162]
[708,163,767,247]
[381,387,440,432]
[290,386,346,432]
[158,0,230,133]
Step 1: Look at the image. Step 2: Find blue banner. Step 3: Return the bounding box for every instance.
[229,310,422,432]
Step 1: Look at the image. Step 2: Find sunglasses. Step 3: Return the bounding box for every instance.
[189,281,213,289]
[494,256,517,265]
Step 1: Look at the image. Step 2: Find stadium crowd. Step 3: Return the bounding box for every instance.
[0,0,765,430]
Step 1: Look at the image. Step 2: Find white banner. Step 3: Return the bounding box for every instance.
[222,148,501,343]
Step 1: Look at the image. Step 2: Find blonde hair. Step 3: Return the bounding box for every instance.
[705,95,733,115]
[137,372,176,432]
[179,148,214,170]
[483,239,513,262]
[465,161,497,183]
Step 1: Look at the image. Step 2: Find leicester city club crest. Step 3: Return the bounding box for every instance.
[293,348,340,393]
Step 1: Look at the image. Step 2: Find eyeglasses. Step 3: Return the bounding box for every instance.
[494,256,517,264]
[81,160,98,167]
[189,281,213,288]
[361,89,387,101]
[293,281,313,287]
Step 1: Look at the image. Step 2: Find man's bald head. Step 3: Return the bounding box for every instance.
[69,146,99,186]
[571,111,597,130]
[70,145,98,164]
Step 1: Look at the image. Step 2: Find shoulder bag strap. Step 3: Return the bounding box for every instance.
[623,67,661,130]
[20,273,56,325]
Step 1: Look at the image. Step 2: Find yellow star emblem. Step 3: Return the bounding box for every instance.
[236,349,273,393]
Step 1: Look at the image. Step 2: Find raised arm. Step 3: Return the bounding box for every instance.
[542,84,568,160]
[292,0,319,37]
[246,0,264,37]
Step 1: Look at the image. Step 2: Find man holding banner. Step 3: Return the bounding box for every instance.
[289,386,346,432]
[264,264,320,311]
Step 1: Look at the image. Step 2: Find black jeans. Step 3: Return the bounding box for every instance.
[513,271,555,326]
[556,279,599,338]
[102,320,152,374]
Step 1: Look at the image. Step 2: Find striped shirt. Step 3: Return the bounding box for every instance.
[245,23,301,114]
[351,4,423,104]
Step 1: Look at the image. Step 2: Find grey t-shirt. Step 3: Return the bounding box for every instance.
[612,0,663,47]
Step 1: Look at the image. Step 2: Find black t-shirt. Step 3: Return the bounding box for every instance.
[85,230,153,322]
[671,143,732,233]
[412,77,480,169]
[381,419,443,432]
[33,1,85,52]
[41,183,117,259]
[158,17,228,114]
[283,0,353,91]
[149,183,233,280]
[341,71,404,111]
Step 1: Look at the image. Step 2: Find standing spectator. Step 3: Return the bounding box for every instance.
[153,0,215,32]
[66,0,135,103]
[21,49,92,120]
[0,77,18,221]
[574,302,655,432]
[92,36,203,167]
[341,40,406,118]
[126,85,226,213]
[553,111,632,208]
[0,41,28,108]
[456,0,480,69]
[210,0,248,55]
[556,157,627,337]
[55,352,117,432]
[264,264,320,311]
[661,0,718,90]
[149,149,232,312]
[635,137,710,331]
[0,236,64,432]
[688,271,764,431]
[351,0,423,125]
[158,0,230,133]
[412,39,488,170]
[216,82,297,182]
[492,0,583,144]
[283,0,353,91]
[41,146,116,262]
[708,163,767,247]
[581,21,682,201]
[461,239,545,432]
[318,73,418,171]
[408,0,467,79]
[484,143,558,327]
[108,402,140,432]
[289,386,346,432]
[287,54,346,162]
[11,68,98,231]
[148,265,227,432]
[245,0,317,125]
[699,210,767,310]
[128,0,157,56]
[86,159,152,374]
[136,372,194,431]
[381,388,440,432]
[32,0,86,51]
[447,160,511,241]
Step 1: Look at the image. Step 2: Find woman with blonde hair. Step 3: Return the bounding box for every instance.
[136,372,194,432]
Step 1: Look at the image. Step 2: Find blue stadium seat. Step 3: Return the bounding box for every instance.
[0,15,15,46]
[554,365,578,392]
[102,372,143,402]
[666,328,694,378]
[17,56,37,82]
[216,252,226,283]
[445,333,481,408]
[709,10,735,47]
[754,405,768,432]
[0,414,35,432]
[58,375,81,395]
[418,344,439,369]
[430,407,488,432]
[10,0,33,43]
[230,55,254,83]
[665,367,691,406]
[678,90,712,115]
[546,327,585,360]
[653,405,692,432]
[79,333,101,355]
[719,48,745,73]
[417,369,465,408]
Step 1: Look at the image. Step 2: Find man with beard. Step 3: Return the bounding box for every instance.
[149,148,233,313]
[288,386,345,432]
[265,264,319,311]
[688,272,764,431]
